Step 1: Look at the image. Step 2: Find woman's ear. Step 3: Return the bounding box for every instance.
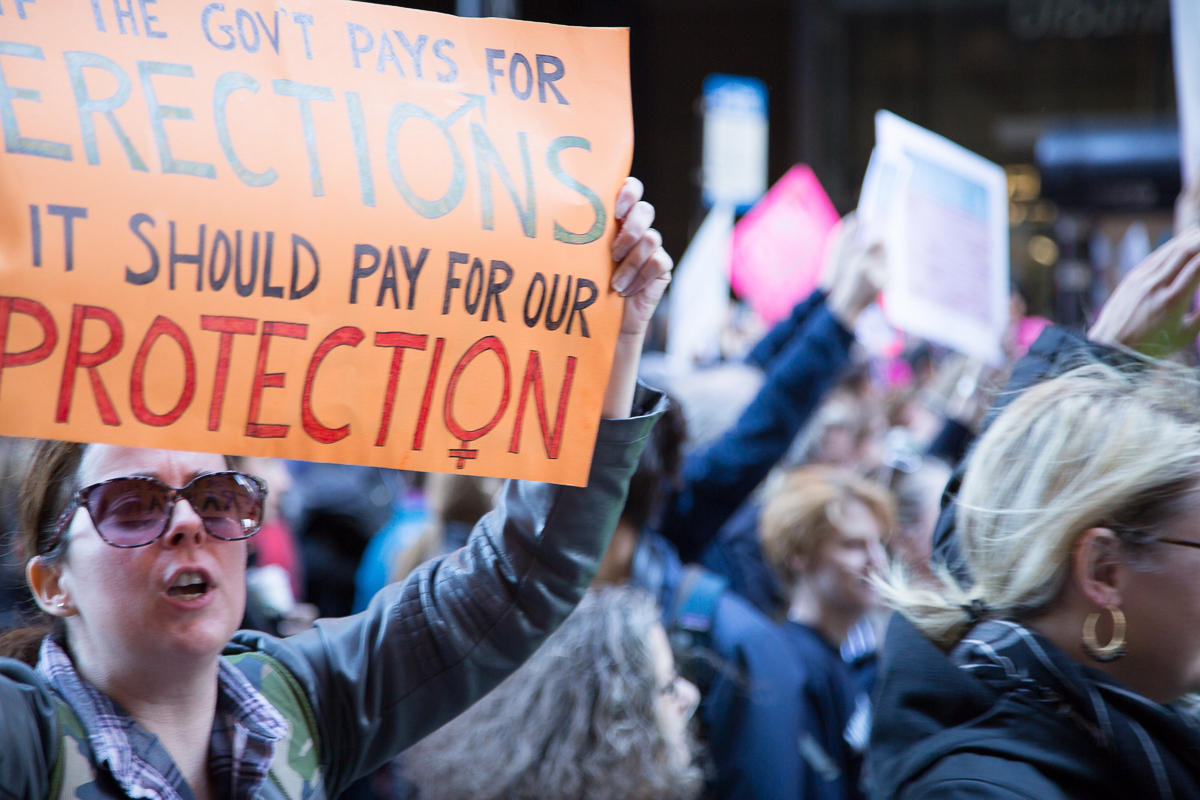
[27,556,75,617]
[1072,528,1125,610]
[786,552,807,581]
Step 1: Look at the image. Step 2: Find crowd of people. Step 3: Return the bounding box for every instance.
[6,172,1200,800]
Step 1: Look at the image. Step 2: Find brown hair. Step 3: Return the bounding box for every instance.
[760,465,896,585]
[0,440,88,664]
[0,441,235,665]
[391,474,494,583]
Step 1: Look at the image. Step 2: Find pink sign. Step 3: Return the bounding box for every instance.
[730,165,842,325]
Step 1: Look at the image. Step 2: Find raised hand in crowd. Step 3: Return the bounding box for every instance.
[603,176,674,417]
[818,213,888,330]
[1087,226,1200,357]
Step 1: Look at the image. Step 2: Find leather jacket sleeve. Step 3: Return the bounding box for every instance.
[0,658,59,800]
[228,384,666,795]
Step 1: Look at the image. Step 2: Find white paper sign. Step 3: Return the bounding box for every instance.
[1172,0,1200,185]
[861,112,1010,365]
[667,205,734,371]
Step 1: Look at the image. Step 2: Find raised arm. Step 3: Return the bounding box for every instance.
[227,178,674,794]
[659,216,885,561]
[932,227,1200,574]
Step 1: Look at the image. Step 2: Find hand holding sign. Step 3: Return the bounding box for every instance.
[601,177,673,418]
[0,2,637,485]
[819,214,887,330]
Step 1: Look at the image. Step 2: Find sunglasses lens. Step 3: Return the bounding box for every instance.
[88,479,171,546]
[183,473,264,540]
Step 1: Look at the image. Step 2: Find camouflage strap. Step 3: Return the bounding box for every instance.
[48,697,85,800]
[225,652,323,800]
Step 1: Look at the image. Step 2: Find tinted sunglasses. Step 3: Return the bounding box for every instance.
[50,471,268,549]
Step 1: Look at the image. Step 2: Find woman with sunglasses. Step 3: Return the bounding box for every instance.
[0,179,671,800]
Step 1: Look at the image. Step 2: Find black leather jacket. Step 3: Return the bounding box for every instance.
[0,385,665,800]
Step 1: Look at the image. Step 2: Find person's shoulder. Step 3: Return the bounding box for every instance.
[898,751,1074,800]
[0,656,60,800]
[712,591,799,667]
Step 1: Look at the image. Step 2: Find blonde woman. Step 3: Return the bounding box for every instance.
[870,359,1200,800]
[759,466,895,800]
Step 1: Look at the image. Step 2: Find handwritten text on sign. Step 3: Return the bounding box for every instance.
[0,1,632,486]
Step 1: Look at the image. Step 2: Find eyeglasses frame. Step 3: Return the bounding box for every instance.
[48,470,269,551]
[1157,536,1200,551]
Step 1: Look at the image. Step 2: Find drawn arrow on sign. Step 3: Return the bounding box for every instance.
[443,92,487,127]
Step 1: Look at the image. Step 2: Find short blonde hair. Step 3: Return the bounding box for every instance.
[880,361,1200,649]
[760,466,896,584]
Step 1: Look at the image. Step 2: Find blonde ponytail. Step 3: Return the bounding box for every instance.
[881,360,1200,650]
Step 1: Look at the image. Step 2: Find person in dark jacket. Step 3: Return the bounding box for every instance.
[760,466,895,800]
[870,228,1200,800]
[0,177,672,800]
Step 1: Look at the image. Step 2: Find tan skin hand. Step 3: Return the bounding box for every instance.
[819,214,887,330]
[1087,227,1200,357]
[601,177,673,419]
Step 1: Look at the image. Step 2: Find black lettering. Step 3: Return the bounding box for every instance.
[30,205,41,267]
[544,274,572,331]
[485,48,505,95]
[290,234,319,299]
[113,0,138,35]
[209,230,232,290]
[350,243,380,304]
[433,39,457,82]
[291,12,315,60]
[464,257,485,315]
[400,245,428,310]
[260,231,282,298]
[347,23,374,69]
[523,272,546,327]
[394,30,427,79]
[536,55,568,104]
[482,260,512,322]
[169,221,204,290]
[257,10,280,53]
[236,8,260,52]
[377,246,399,308]
[509,53,532,100]
[47,205,87,272]
[566,277,596,337]
[125,212,159,285]
[443,251,468,314]
[235,231,257,297]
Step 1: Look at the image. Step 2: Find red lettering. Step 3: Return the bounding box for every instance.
[245,321,307,438]
[200,315,257,431]
[443,336,511,465]
[301,326,365,444]
[373,332,427,447]
[0,296,57,400]
[56,305,123,425]
[130,316,196,427]
[508,352,576,459]
[411,337,444,450]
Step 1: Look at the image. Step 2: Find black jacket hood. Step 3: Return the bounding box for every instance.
[868,615,1133,800]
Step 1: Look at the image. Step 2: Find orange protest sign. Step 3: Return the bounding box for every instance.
[0,1,631,485]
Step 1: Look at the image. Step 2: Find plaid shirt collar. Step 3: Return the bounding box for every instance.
[37,637,287,800]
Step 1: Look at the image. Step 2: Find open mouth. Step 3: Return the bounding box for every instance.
[167,570,210,601]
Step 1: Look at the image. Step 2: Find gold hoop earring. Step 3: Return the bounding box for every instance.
[1082,605,1126,662]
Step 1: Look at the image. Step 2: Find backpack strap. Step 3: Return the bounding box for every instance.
[667,565,728,691]
[225,652,323,800]
[48,696,86,800]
